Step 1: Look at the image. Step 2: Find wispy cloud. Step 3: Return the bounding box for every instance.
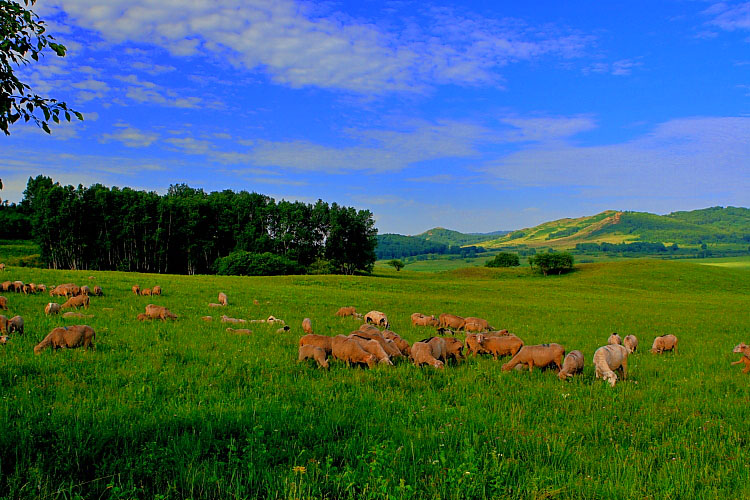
[100,124,159,147]
[45,0,594,94]
[704,2,750,32]
[482,116,750,200]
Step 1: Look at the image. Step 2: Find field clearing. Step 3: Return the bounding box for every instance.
[1,260,749,499]
[687,256,750,268]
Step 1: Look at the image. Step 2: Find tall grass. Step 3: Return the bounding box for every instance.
[0,260,748,499]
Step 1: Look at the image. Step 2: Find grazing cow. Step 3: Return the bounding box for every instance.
[0,296,7,310]
[218,292,228,306]
[558,350,585,380]
[651,334,678,354]
[152,286,162,296]
[132,285,141,296]
[502,343,565,373]
[0,315,8,333]
[92,286,103,296]
[142,288,152,296]
[593,344,629,387]
[80,285,92,296]
[443,337,464,363]
[302,318,313,334]
[34,325,96,354]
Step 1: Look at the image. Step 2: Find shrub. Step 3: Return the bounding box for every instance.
[485,252,520,268]
[528,252,575,275]
[387,259,405,271]
[214,251,304,276]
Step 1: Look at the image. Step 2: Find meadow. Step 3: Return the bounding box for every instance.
[0,260,749,499]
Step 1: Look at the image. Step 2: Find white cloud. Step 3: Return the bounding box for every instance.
[705,2,750,32]
[100,126,159,147]
[46,0,593,94]
[499,115,596,143]
[482,116,750,200]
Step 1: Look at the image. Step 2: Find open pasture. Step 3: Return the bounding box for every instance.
[0,260,749,499]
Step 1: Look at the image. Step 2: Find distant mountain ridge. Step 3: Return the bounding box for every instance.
[405,207,750,249]
[413,227,511,247]
[477,206,750,248]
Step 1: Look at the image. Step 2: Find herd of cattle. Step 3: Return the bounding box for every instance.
[0,266,748,385]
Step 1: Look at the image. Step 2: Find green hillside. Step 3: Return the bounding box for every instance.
[414,227,509,246]
[480,207,750,249]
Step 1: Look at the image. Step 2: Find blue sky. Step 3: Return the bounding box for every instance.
[3,0,749,234]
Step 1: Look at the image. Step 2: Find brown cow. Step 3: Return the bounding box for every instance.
[465,333,489,356]
[0,296,7,310]
[302,318,313,334]
[608,333,622,345]
[0,281,11,292]
[132,285,141,296]
[34,325,96,354]
[142,288,152,296]
[502,343,565,373]
[152,286,162,296]
[92,286,103,296]
[443,337,464,363]
[218,292,228,306]
[382,330,411,356]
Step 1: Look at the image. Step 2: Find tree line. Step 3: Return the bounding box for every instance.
[376,233,487,260]
[15,175,377,275]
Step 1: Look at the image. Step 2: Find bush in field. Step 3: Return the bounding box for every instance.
[528,252,574,275]
[387,259,405,271]
[485,252,520,268]
[214,251,304,276]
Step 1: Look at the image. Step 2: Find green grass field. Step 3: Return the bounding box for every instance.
[1,260,749,499]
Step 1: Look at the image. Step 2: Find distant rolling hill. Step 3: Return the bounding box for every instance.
[414,227,510,247]
[479,206,750,248]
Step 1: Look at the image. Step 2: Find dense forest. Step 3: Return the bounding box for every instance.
[7,176,377,275]
[375,234,486,259]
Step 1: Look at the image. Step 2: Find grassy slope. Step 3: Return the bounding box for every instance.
[479,208,750,249]
[414,227,510,247]
[0,261,749,499]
